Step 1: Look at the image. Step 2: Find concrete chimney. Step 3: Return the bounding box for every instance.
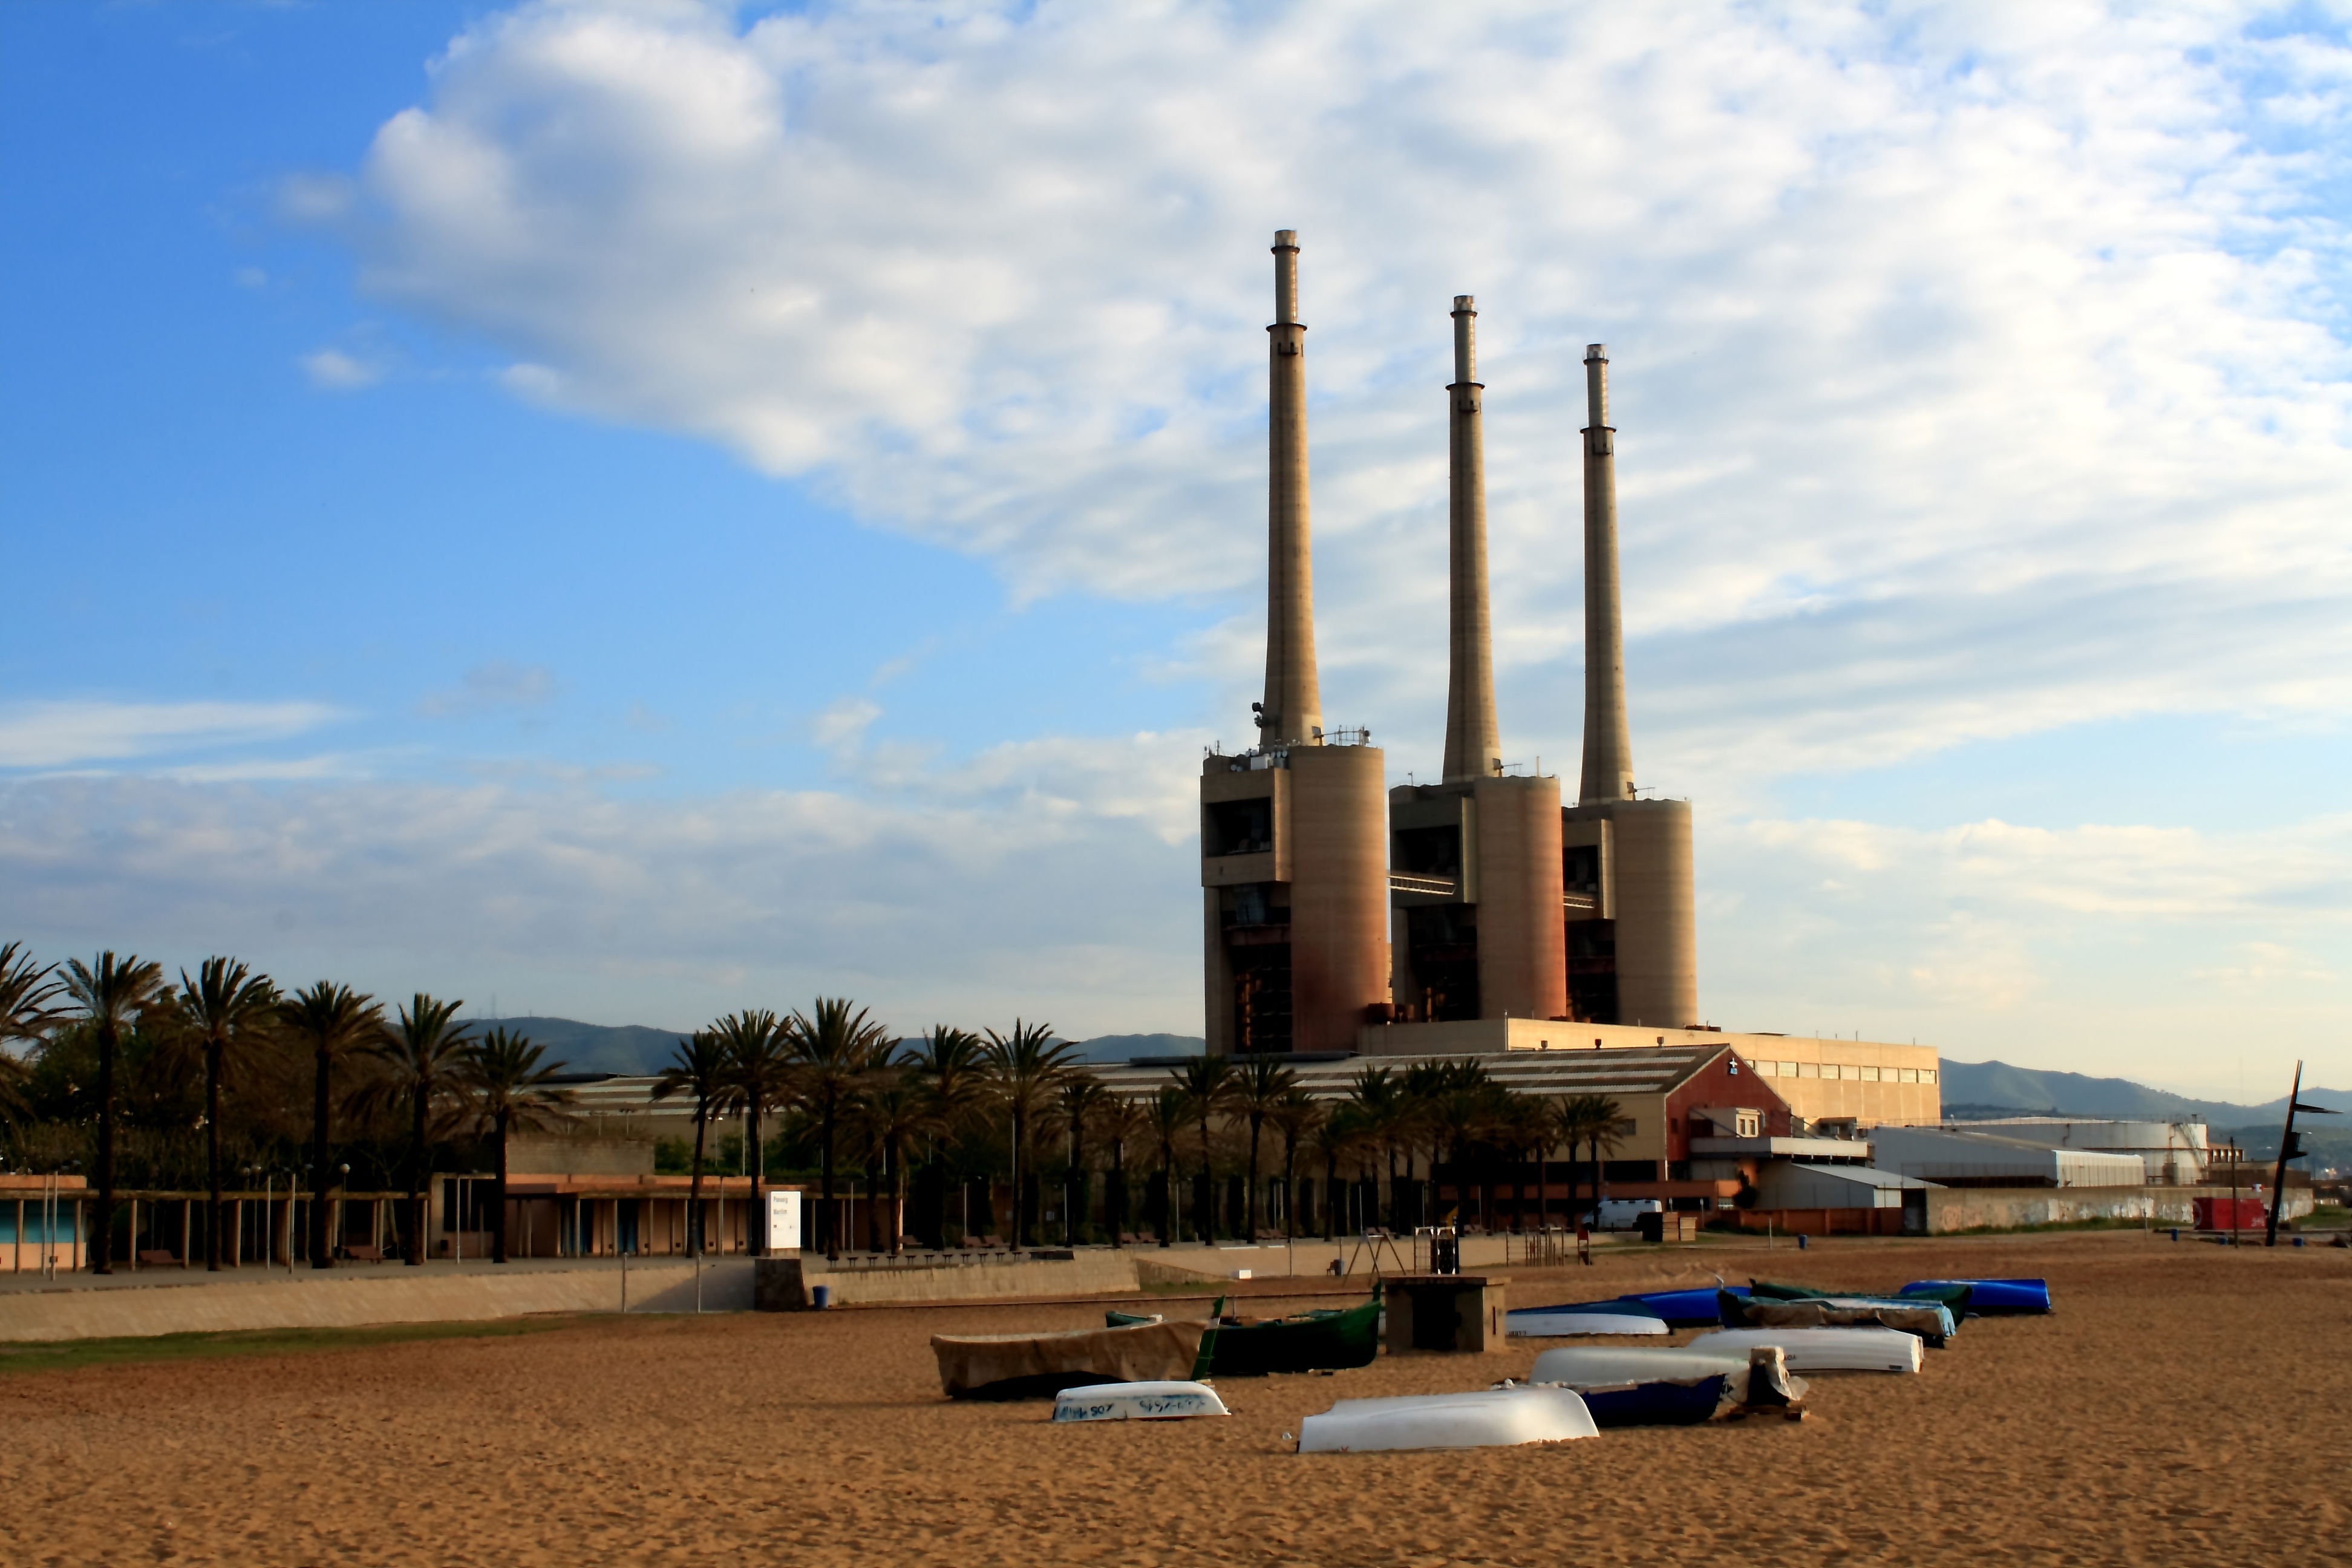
[1261,229,1324,748]
[1578,344,1635,803]
[1442,295,1502,784]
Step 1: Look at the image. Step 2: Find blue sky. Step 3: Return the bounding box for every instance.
[4,1,2349,1098]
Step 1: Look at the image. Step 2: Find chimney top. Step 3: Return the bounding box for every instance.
[1452,295,1475,313]
[1585,343,1609,362]
[1273,229,1299,251]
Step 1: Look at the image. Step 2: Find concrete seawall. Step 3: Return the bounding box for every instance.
[0,1260,753,1343]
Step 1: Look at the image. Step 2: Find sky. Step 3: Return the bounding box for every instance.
[3,0,2348,1100]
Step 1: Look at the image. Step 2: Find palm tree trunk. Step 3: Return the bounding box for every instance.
[93,1023,117,1274]
[1535,1145,1549,1232]
[687,1103,707,1256]
[492,1108,510,1264]
[1323,1148,1339,1240]
[750,1097,768,1259]
[309,1048,334,1269]
[817,1095,836,1260]
[1246,1113,1263,1240]
[1197,1114,1215,1243]
[405,1081,428,1266]
[205,1040,224,1270]
[1156,1140,1172,1247]
[1008,1108,1023,1251]
[889,1134,905,1256]
[1109,1141,1126,1250]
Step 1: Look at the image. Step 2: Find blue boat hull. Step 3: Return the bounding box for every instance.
[1618,1287,1746,1328]
[1576,1375,1730,1427]
[1902,1278,2051,1315]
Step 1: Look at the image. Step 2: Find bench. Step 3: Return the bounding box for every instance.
[341,1244,386,1263]
[136,1249,180,1267]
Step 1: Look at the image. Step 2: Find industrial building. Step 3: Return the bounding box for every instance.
[1198,232,1863,1078]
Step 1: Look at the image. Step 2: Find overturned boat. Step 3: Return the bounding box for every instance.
[1505,1299,1671,1339]
[1690,1326,1924,1374]
[932,1319,1212,1400]
[1298,1387,1600,1454]
[1530,1344,1807,1425]
[1051,1380,1231,1422]
[1722,1287,1958,1346]
[1902,1277,2051,1315]
[1108,1295,1383,1376]
[1616,1285,1749,1328]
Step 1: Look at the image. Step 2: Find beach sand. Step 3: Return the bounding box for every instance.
[4,1230,2344,1566]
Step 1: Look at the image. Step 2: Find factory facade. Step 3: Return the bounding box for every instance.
[1198,230,1937,1128]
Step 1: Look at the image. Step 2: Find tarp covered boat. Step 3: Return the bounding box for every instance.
[1529,1344,1808,1426]
[1690,1326,1923,1374]
[1505,1299,1671,1338]
[1298,1387,1600,1453]
[1618,1285,1749,1328]
[1902,1277,2051,1315]
[1051,1380,1230,1422]
[1722,1288,1958,1345]
[932,1319,1213,1400]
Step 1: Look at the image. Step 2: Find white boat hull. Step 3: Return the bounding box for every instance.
[1506,1310,1670,1338]
[1689,1327,1922,1373]
[1051,1381,1231,1422]
[1298,1387,1599,1453]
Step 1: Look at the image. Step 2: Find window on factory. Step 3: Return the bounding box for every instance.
[1898,1068,1918,1083]
[1797,1062,1819,1079]
[1922,1070,1938,1085]
[1860,1066,1881,1082]
[1780,1062,1797,1077]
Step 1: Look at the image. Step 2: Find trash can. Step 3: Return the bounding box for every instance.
[811,1284,832,1310]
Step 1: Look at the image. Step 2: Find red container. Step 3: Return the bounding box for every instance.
[2192,1197,2267,1231]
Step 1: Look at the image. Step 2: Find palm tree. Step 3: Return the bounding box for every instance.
[712,1010,791,1255]
[1054,1075,1109,1247]
[1233,1056,1299,1240]
[347,994,472,1267]
[981,1021,1081,1250]
[1266,1088,1322,1240]
[459,1027,576,1264]
[1345,1065,1403,1231]
[787,998,894,1258]
[904,1025,987,1246]
[278,981,385,1268]
[1090,1093,1151,1249]
[1554,1094,1625,1226]
[848,1051,933,1256]
[173,958,279,1270]
[1172,1055,1239,1241]
[0,942,62,1127]
[63,953,166,1273]
[1311,1104,1368,1240]
[1148,1085,1188,1246]
[652,1030,731,1255]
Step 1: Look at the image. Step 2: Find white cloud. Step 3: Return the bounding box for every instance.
[300,347,382,390]
[416,661,559,717]
[314,0,2352,789]
[0,700,345,769]
[809,695,881,754]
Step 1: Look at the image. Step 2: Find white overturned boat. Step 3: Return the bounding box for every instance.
[1531,1345,1753,1384]
[1690,1327,1922,1374]
[1506,1302,1670,1338]
[1051,1380,1230,1422]
[1298,1387,1599,1453]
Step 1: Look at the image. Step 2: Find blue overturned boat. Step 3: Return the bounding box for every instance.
[1901,1277,2051,1315]
[1616,1285,1748,1328]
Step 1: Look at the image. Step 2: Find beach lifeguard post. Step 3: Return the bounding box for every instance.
[1384,1274,1507,1354]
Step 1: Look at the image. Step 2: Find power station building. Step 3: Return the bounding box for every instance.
[1201,233,1699,1053]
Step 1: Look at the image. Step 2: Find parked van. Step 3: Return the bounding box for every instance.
[1581,1198,1664,1231]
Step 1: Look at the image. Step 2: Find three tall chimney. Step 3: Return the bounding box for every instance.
[1442,296,1501,783]
[1260,230,1324,748]
[1578,344,1636,803]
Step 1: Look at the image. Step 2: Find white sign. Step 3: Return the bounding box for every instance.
[765,1191,802,1252]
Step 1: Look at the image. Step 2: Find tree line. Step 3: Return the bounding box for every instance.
[1,941,1629,1270]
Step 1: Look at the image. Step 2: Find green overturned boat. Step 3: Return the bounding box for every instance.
[1107,1290,1383,1377]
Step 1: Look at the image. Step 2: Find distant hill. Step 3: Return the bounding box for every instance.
[465,1018,1210,1076]
[1939,1057,2351,1125]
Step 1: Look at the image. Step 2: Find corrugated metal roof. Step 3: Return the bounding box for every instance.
[536,1046,1727,1114]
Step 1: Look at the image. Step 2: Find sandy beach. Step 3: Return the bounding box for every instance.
[4,1230,2344,1567]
